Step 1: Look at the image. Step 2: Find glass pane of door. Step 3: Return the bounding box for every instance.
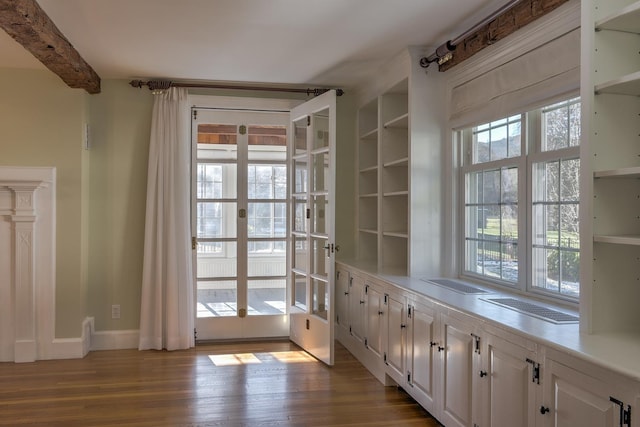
[247,124,287,316]
[288,91,336,366]
[196,122,239,318]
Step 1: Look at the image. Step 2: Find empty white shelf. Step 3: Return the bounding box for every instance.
[596,1,640,33]
[594,234,640,245]
[383,113,409,129]
[595,71,640,96]
[594,166,640,179]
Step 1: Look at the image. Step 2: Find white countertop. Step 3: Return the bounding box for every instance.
[337,259,640,382]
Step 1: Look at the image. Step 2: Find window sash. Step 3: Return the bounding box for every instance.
[459,99,580,301]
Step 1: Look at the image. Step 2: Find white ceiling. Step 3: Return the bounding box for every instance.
[0,0,510,88]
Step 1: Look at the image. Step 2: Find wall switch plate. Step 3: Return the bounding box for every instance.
[111,304,121,319]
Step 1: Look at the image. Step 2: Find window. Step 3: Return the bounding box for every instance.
[460,98,580,300]
[531,99,581,298]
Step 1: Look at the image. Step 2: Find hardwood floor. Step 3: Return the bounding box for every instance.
[0,341,441,426]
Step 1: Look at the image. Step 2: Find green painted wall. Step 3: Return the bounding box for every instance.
[0,68,88,338]
[87,80,153,331]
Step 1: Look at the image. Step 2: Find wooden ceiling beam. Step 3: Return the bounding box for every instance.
[0,0,101,94]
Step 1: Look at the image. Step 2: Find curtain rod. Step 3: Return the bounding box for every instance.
[129,80,344,97]
[420,0,525,67]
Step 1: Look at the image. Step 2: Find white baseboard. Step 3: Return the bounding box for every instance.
[88,318,139,351]
[46,317,93,360]
[46,317,139,360]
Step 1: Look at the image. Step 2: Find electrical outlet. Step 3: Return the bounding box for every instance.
[111,304,121,319]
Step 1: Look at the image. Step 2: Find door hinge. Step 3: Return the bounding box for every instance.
[349,277,353,285]
[349,326,352,334]
[471,333,481,354]
[365,285,369,295]
[364,338,368,348]
[383,352,388,364]
[193,109,197,120]
[526,358,540,384]
[337,271,340,280]
[408,305,412,319]
[306,208,310,219]
[194,328,197,341]
[336,314,340,324]
[610,397,632,427]
[384,294,388,305]
[407,371,412,383]
[192,237,197,250]
[307,115,311,126]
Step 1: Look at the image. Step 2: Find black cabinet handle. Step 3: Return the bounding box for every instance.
[479,370,487,377]
[540,406,550,414]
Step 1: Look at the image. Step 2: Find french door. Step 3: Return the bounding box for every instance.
[288,90,337,365]
[193,108,290,339]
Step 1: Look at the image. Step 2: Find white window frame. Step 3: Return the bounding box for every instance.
[458,96,580,304]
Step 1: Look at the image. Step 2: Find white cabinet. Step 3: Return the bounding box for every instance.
[582,0,640,333]
[481,330,540,427]
[364,281,385,358]
[406,297,438,413]
[383,290,407,385]
[347,273,366,345]
[437,311,481,427]
[335,267,350,336]
[334,263,640,427]
[541,357,634,427]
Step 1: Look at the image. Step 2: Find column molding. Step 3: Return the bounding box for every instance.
[0,167,56,363]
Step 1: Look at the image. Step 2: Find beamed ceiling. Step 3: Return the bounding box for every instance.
[0,0,520,94]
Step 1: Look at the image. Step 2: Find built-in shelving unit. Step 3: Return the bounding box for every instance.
[357,98,379,265]
[352,47,441,277]
[583,0,640,334]
[380,80,409,272]
[354,79,410,273]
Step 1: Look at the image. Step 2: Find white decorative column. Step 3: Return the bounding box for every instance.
[0,167,56,363]
[10,183,40,362]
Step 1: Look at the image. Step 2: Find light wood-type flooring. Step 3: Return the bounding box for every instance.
[0,341,442,426]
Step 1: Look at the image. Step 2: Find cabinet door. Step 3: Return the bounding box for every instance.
[384,292,406,385]
[483,333,539,427]
[348,274,365,344]
[439,313,478,427]
[335,268,350,335]
[407,299,437,413]
[365,283,384,358]
[542,360,622,427]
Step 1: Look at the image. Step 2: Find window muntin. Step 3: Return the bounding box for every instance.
[460,98,580,300]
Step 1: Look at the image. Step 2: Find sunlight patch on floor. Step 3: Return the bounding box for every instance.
[208,351,317,366]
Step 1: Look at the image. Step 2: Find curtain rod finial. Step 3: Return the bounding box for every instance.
[129,80,145,88]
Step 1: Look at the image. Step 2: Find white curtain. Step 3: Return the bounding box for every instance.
[139,87,194,351]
